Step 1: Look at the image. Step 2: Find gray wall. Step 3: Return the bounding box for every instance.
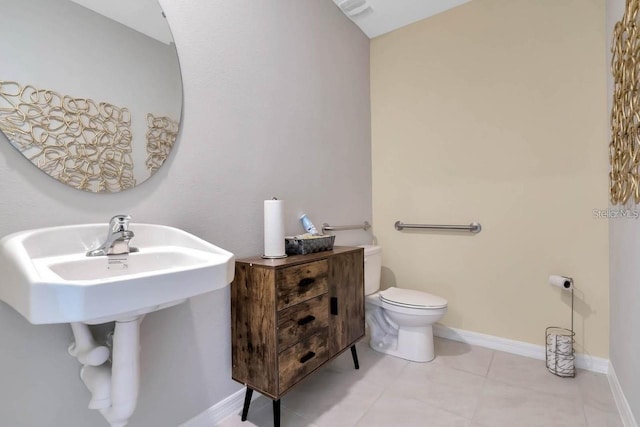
[607,0,640,423]
[0,0,371,426]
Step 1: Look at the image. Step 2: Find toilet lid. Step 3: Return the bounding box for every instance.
[379,287,447,309]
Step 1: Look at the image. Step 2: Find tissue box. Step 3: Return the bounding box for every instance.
[285,235,335,255]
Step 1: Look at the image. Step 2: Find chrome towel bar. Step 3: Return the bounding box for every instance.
[394,221,482,233]
[322,221,371,233]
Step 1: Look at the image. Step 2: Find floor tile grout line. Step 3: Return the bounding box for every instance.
[237,338,617,426]
[581,402,590,427]
[280,371,343,421]
[483,350,591,402]
[379,355,487,422]
[409,370,486,422]
[484,348,496,378]
[282,366,394,426]
[380,390,477,424]
[432,338,499,380]
[350,380,388,427]
[432,361,493,380]
[482,373,585,405]
[468,372,490,423]
[289,408,321,427]
[350,357,411,426]
[467,349,494,425]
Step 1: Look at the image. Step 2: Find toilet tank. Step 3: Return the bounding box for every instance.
[359,245,382,295]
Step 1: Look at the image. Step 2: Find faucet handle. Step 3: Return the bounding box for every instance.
[109,214,132,233]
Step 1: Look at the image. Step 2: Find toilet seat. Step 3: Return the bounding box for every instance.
[379,287,447,310]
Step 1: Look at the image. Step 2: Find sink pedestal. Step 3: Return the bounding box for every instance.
[71,317,143,427]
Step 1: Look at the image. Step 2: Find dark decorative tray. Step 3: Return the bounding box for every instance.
[285,235,335,255]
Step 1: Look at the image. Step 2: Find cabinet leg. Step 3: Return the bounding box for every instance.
[273,399,281,427]
[350,345,360,370]
[241,387,253,421]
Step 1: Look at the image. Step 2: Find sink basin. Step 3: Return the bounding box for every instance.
[0,223,235,324]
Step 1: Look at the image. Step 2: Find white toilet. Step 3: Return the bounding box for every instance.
[362,245,447,362]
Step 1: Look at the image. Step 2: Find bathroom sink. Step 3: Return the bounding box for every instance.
[0,223,235,324]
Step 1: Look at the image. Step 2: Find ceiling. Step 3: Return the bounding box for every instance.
[332,0,472,38]
[69,0,469,45]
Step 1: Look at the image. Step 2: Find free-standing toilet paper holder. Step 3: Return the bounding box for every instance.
[545,275,575,378]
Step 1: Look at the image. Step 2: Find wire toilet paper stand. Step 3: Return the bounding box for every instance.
[545,277,575,378]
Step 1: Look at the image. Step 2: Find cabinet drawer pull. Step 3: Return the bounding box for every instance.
[298,278,315,287]
[330,297,338,315]
[299,351,316,364]
[297,315,316,326]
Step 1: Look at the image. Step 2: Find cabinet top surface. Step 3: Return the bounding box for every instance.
[236,246,363,268]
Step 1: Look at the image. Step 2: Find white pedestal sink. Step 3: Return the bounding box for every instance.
[0,221,235,426]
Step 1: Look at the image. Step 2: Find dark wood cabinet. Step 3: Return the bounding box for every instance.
[231,246,365,426]
[327,250,365,356]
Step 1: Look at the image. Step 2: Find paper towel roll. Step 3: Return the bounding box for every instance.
[263,199,286,258]
[549,275,573,291]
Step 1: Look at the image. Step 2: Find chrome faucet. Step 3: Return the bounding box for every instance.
[86,214,139,257]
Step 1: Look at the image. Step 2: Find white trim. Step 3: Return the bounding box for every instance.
[608,362,639,427]
[182,326,620,426]
[433,324,610,374]
[179,387,261,427]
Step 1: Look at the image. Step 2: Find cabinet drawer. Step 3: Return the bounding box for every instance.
[278,330,329,394]
[277,260,328,310]
[277,294,329,350]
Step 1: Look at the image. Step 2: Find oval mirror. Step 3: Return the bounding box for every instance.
[0,0,183,192]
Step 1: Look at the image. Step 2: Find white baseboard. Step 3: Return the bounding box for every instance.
[608,362,639,427]
[182,325,616,426]
[179,387,260,427]
[433,324,610,374]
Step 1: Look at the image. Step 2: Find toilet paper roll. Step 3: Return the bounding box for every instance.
[546,334,557,368]
[556,334,573,355]
[546,333,574,375]
[263,199,286,258]
[549,275,573,291]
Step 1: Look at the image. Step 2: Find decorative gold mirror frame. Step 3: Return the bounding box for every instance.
[611,0,640,204]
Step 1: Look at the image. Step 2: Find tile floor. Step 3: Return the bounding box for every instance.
[218,337,622,427]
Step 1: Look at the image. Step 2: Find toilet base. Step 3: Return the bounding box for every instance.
[368,324,435,363]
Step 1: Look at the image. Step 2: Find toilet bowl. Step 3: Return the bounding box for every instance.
[361,245,447,362]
